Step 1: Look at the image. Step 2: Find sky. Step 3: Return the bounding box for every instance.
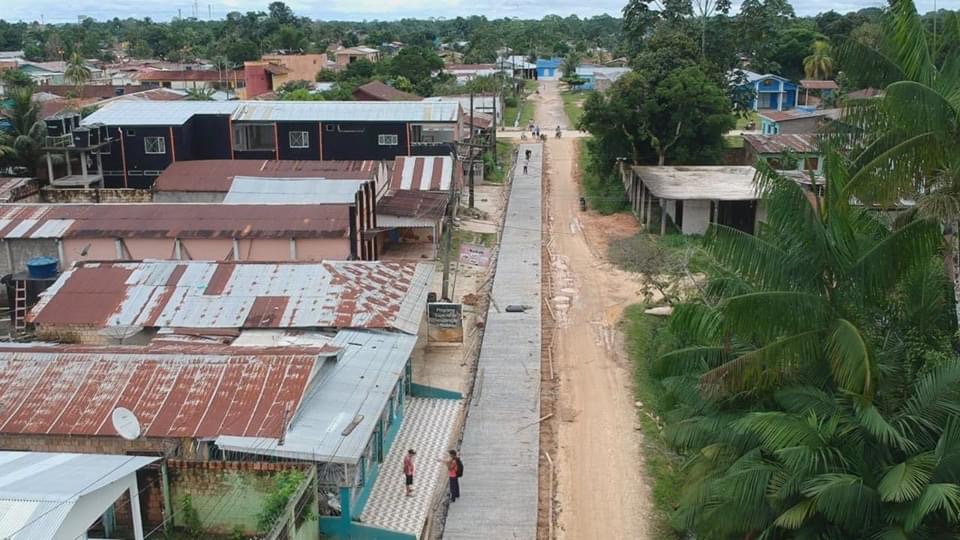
[0,0,944,24]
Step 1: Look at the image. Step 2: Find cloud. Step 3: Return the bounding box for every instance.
[0,0,943,24]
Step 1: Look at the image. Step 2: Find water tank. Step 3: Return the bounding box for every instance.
[45,117,67,137]
[72,127,91,148]
[26,257,59,279]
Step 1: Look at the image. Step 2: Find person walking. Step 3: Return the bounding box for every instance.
[403,449,416,496]
[522,163,528,175]
[525,149,532,160]
[445,450,462,502]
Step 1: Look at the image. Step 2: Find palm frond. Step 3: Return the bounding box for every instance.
[826,319,875,396]
[700,329,826,395]
[887,0,936,86]
[720,291,832,342]
[772,497,817,530]
[801,473,881,532]
[878,452,939,503]
[904,483,960,531]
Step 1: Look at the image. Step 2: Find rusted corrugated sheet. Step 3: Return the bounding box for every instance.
[154,159,380,193]
[799,80,838,90]
[29,260,434,335]
[742,134,818,154]
[378,191,448,220]
[0,344,327,439]
[0,204,351,239]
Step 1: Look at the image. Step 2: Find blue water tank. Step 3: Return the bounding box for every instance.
[26,256,59,279]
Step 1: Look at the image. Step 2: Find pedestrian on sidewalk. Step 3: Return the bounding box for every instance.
[523,163,528,175]
[525,149,532,160]
[403,449,416,496]
[442,450,462,502]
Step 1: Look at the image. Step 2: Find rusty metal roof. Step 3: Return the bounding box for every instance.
[0,344,328,439]
[135,69,243,82]
[0,204,351,239]
[352,81,422,102]
[742,134,818,154]
[153,160,382,193]
[29,260,433,335]
[799,79,838,90]
[378,191,448,220]
[389,156,458,191]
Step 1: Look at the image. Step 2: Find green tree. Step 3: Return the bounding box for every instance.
[836,0,960,325]
[803,40,834,79]
[661,155,959,538]
[387,46,443,96]
[64,52,92,95]
[0,87,47,175]
[2,69,34,93]
[184,87,215,100]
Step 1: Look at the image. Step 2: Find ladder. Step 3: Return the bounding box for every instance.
[13,280,27,333]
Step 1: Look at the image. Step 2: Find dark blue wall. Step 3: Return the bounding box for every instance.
[321,122,409,161]
[190,115,232,159]
[277,122,321,161]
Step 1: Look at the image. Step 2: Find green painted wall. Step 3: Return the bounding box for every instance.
[170,466,277,534]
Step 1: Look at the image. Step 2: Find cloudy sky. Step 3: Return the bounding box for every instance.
[0,0,943,24]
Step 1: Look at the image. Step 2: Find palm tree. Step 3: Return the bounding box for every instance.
[184,87,216,101]
[802,40,833,79]
[0,87,47,175]
[659,156,960,538]
[64,52,91,97]
[834,0,960,325]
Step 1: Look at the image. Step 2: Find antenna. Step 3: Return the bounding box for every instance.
[111,407,142,440]
[98,325,143,344]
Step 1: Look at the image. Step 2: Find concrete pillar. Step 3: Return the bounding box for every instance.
[65,151,72,176]
[638,183,646,223]
[46,153,54,184]
[129,478,145,540]
[660,198,667,235]
[232,238,240,260]
[645,193,653,230]
[778,81,784,111]
[80,151,88,182]
[289,238,297,260]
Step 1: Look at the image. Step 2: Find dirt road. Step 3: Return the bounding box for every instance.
[534,80,653,539]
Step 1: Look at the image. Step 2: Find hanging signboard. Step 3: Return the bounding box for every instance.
[427,302,464,343]
[458,243,492,268]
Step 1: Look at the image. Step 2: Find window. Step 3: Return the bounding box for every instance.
[289,131,309,149]
[325,124,335,132]
[378,134,398,146]
[144,136,166,154]
[125,129,136,137]
[233,123,275,152]
[804,157,819,171]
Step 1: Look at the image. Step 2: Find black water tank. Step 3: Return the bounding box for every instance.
[72,127,91,148]
[45,117,66,137]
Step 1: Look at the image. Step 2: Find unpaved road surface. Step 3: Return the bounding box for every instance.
[535,80,653,540]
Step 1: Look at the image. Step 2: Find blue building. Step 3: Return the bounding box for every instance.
[536,58,562,80]
[735,70,798,112]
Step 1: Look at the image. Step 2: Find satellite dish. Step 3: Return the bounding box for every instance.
[112,407,142,440]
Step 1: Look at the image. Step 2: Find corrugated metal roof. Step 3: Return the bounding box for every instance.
[223,177,367,204]
[83,100,461,126]
[135,69,243,82]
[0,452,157,540]
[389,156,456,191]
[378,191,448,220]
[799,79,838,90]
[153,159,383,193]
[742,133,818,154]
[0,204,352,239]
[353,80,422,102]
[216,329,416,464]
[0,345,325,438]
[29,260,433,335]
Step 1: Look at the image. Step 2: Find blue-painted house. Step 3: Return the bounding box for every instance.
[736,70,798,112]
[536,58,562,80]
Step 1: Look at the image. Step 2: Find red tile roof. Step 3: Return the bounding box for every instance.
[352,80,422,102]
[742,133,818,154]
[136,69,243,82]
[799,80,839,90]
[0,344,328,439]
[153,160,381,193]
[0,204,352,239]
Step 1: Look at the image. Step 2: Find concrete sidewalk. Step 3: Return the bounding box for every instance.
[444,143,543,539]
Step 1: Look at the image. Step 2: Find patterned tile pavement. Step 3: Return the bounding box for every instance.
[359,397,462,537]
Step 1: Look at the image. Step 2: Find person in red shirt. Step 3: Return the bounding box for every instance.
[403,449,416,496]
[446,450,462,502]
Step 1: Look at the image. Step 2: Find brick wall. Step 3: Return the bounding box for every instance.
[41,187,154,203]
[168,460,311,535]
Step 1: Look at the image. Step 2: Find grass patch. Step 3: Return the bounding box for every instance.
[622,305,684,539]
[734,111,758,130]
[724,134,744,148]
[451,229,496,255]
[524,78,538,92]
[484,140,514,184]
[561,91,588,127]
[578,138,629,214]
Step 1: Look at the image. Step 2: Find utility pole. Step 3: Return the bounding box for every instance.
[469,92,475,208]
[440,177,456,301]
[491,91,498,167]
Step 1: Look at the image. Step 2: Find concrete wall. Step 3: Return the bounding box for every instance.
[0,238,59,277]
[153,191,224,203]
[680,200,712,235]
[58,237,354,265]
[168,460,311,535]
[41,188,153,204]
